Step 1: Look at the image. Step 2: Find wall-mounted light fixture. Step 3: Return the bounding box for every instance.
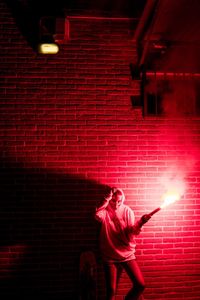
[38,37,59,54]
[38,17,70,54]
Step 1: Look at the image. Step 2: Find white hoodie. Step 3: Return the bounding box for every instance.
[95,202,137,262]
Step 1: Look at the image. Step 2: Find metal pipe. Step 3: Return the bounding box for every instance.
[133,0,159,43]
[66,16,138,21]
[145,71,200,78]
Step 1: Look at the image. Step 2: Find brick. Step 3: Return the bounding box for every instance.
[0,4,200,299]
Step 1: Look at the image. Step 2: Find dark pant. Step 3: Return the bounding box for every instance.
[104,259,145,300]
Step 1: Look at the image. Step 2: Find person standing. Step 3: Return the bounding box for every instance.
[95,187,150,300]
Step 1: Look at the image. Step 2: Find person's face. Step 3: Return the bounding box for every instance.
[109,194,123,210]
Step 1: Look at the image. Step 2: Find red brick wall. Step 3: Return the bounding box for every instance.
[0,1,200,299]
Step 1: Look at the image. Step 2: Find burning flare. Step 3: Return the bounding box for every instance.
[139,179,186,226]
[161,188,181,208]
[161,179,185,208]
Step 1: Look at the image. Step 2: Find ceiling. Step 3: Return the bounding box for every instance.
[4,0,147,51]
[136,0,200,74]
[5,0,147,20]
[4,0,200,73]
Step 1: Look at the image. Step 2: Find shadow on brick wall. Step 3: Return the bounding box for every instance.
[0,160,108,299]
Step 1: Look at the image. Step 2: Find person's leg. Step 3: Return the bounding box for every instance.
[104,262,123,300]
[122,259,145,300]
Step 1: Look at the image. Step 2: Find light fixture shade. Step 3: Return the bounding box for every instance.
[38,42,59,54]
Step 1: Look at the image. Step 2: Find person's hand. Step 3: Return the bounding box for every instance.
[111,187,117,194]
[104,187,113,201]
[139,214,151,226]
